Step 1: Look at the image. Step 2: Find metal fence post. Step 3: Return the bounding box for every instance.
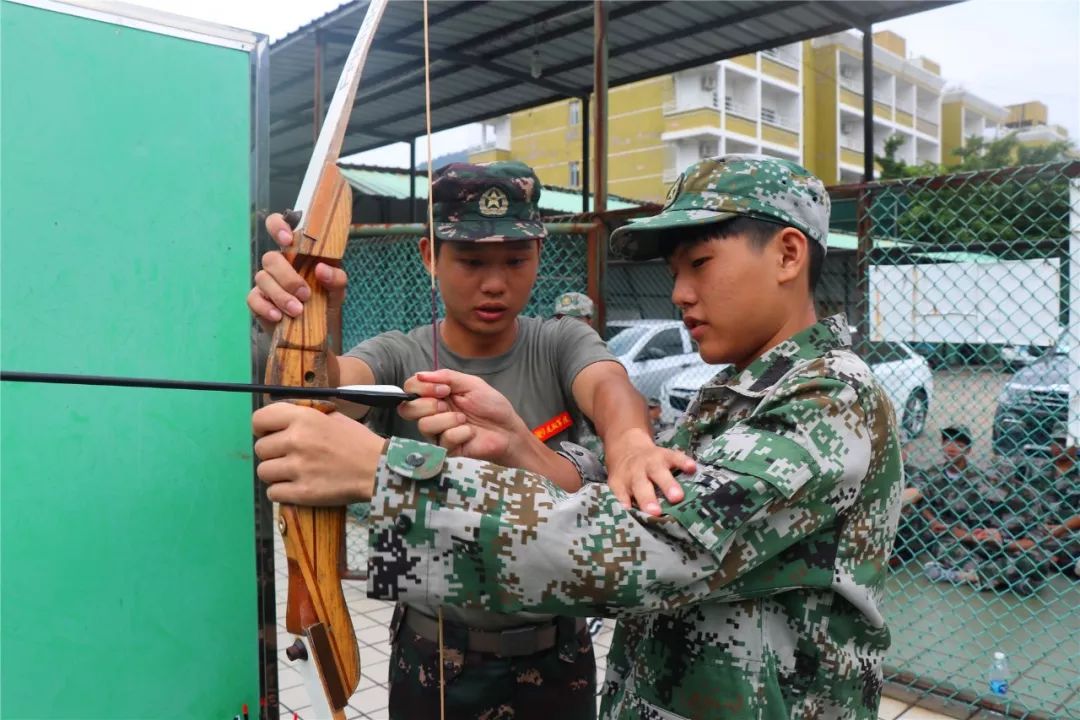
[1069,178,1079,446]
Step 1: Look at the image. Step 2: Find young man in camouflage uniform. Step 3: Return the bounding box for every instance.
[922,472,1053,595]
[920,427,1059,594]
[1041,434,1080,578]
[554,291,594,323]
[1016,430,1080,580]
[253,155,904,719]
[918,426,994,582]
[252,160,692,719]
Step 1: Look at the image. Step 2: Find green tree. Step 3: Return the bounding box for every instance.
[870,133,1072,247]
[1016,138,1075,165]
[874,134,943,180]
[876,130,1075,179]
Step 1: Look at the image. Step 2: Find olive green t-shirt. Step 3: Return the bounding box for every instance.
[346,315,616,629]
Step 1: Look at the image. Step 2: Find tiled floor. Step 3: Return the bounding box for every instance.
[273,532,956,720]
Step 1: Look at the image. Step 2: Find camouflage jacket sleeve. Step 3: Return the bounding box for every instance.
[366,375,874,616]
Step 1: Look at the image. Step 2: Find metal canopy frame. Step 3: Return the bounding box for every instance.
[269,0,955,207]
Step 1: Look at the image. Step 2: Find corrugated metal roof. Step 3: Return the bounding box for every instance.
[269,0,953,199]
[339,165,644,213]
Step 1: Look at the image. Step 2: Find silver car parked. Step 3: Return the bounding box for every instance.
[659,339,934,440]
[605,320,700,400]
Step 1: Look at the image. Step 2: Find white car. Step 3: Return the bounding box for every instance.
[659,363,728,427]
[605,320,701,399]
[659,340,934,439]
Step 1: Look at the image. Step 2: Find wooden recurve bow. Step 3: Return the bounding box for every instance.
[263,1,389,717]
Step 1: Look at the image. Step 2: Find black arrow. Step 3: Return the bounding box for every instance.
[0,371,417,407]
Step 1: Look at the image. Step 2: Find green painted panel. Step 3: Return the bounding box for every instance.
[1,3,260,717]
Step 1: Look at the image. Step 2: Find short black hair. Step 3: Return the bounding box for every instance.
[941,426,972,445]
[661,216,824,293]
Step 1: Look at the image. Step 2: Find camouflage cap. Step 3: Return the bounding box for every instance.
[941,425,973,444]
[553,291,594,318]
[431,160,547,242]
[609,154,830,261]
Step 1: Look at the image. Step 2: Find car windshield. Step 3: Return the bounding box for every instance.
[603,324,629,342]
[607,326,651,356]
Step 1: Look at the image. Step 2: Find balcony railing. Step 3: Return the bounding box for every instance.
[662,93,720,116]
[839,74,863,93]
[724,97,756,121]
[916,115,939,135]
[840,136,865,153]
[761,47,799,68]
[760,107,799,132]
[873,89,893,105]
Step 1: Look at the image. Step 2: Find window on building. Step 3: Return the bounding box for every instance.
[569,161,580,187]
[569,99,581,126]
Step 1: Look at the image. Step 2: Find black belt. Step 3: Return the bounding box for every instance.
[402,608,585,658]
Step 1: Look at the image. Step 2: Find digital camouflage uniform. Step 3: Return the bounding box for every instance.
[1042,459,1080,572]
[920,463,1000,531]
[1019,454,1079,576]
[923,463,1053,593]
[388,160,598,720]
[366,156,905,720]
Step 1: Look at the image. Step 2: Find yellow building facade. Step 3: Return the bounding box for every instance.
[469,30,1061,199]
[1002,101,1071,149]
[941,90,1007,166]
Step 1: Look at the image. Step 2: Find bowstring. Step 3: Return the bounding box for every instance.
[421,2,446,718]
[423,0,439,374]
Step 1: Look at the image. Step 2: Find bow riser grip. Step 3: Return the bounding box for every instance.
[292,165,352,265]
[265,348,331,389]
[273,167,353,356]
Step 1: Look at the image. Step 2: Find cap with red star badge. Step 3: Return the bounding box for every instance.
[431,160,547,242]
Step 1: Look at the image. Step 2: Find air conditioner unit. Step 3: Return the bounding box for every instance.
[841,122,855,135]
[839,66,856,79]
[701,74,717,91]
[698,140,718,158]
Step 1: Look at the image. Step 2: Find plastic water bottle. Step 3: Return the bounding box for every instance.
[988,651,1009,696]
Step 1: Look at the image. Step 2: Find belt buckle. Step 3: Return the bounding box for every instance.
[498,626,539,657]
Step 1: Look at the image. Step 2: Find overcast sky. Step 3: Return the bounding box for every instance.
[127,0,1079,167]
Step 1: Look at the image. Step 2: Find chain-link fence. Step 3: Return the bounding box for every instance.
[340,224,594,350]
[333,164,1077,718]
[604,162,1078,719]
[338,221,595,579]
[845,162,1079,720]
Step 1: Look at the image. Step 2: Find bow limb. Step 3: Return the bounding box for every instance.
[266,177,357,720]
[264,1,389,717]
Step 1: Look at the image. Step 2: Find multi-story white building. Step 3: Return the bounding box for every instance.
[661,43,803,182]
[468,30,1060,202]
